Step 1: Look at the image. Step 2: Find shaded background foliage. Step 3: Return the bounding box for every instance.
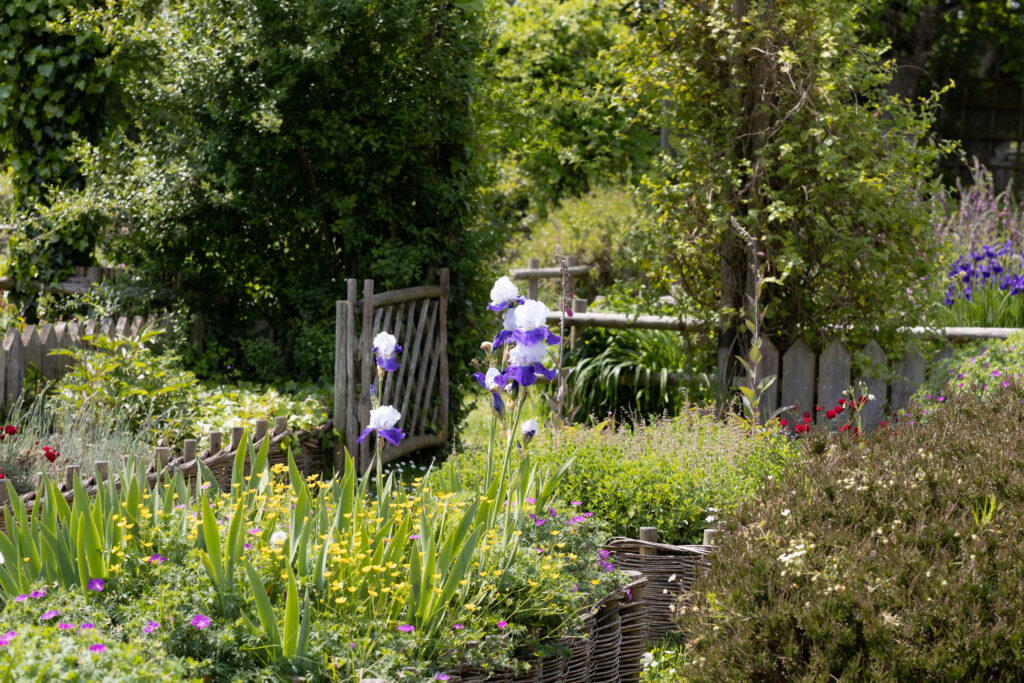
[9,0,495,400]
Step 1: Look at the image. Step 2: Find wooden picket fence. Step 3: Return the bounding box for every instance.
[333,270,450,475]
[746,334,1015,430]
[0,315,162,413]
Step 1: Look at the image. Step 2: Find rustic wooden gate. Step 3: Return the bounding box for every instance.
[333,270,450,474]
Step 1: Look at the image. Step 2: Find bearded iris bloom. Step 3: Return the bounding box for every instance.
[357,405,406,446]
[504,342,557,387]
[372,332,402,372]
[473,368,508,417]
[487,276,524,312]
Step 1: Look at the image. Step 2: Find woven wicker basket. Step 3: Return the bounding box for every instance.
[603,538,714,639]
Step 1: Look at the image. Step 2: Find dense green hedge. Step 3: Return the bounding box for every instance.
[678,387,1024,680]
[10,0,497,410]
[445,411,797,545]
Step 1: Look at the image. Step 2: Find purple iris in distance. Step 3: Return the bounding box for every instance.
[487,276,524,312]
[372,332,402,372]
[87,578,105,592]
[356,405,406,446]
[521,419,539,447]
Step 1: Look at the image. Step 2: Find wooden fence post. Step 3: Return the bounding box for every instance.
[358,279,375,474]
[22,326,41,379]
[4,330,24,410]
[439,268,450,441]
[345,279,358,464]
[571,298,587,349]
[333,299,347,472]
[639,527,658,557]
[527,257,540,300]
[39,323,58,379]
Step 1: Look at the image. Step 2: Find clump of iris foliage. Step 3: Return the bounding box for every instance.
[940,241,1024,327]
[934,162,1024,328]
[0,443,624,680]
[446,410,797,546]
[673,384,1024,680]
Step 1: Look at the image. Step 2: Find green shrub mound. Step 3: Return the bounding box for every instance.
[446,412,797,546]
[679,387,1024,681]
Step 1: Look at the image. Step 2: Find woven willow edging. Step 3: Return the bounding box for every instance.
[439,575,648,683]
[603,538,715,640]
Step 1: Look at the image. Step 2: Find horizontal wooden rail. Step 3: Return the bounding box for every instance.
[510,265,593,279]
[368,285,443,308]
[904,326,1020,340]
[546,311,708,331]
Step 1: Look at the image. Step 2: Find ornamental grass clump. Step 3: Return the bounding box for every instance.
[677,384,1024,680]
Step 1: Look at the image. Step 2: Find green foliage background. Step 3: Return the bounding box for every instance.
[628,0,956,353]
[11,0,496,408]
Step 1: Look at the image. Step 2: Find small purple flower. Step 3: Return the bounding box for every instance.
[14,595,27,603]
[397,624,415,633]
[87,578,106,592]
[452,624,464,630]
[244,542,252,550]
[570,501,582,506]
[191,614,210,630]
[569,515,585,524]
[1003,381,1010,388]
[937,396,945,403]
[147,554,167,565]
[600,561,615,572]
[40,610,59,620]
[57,622,75,630]
[994,370,1002,377]
[582,512,593,518]
[247,528,260,535]
[409,534,421,540]
[29,589,45,599]
[434,674,451,681]
[89,643,106,653]
[535,518,546,526]
[497,621,508,629]
[525,497,536,505]
[143,621,159,634]
[626,588,632,601]
[0,631,15,647]
[79,623,95,630]
[598,549,610,560]
[548,508,557,517]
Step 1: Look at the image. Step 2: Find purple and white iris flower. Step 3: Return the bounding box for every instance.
[473,368,508,417]
[521,418,539,447]
[488,276,524,312]
[505,342,557,387]
[494,299,560,349]
[357,405,406,446]
[373,332,402,372]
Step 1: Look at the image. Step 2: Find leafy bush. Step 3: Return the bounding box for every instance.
[50,327,199,446]
[678,387,1024,680]
[445,412,797,545]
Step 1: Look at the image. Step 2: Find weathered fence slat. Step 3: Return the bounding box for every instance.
[4,331,24,409]
[39,324,58,380]
[892,346,926,412]
[781,338,815,427]
[358,279,375,474]
[857,340,887,431]
[817,339,851,425]
[22,327,41,379]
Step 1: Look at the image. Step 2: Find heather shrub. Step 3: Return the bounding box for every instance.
[445,411,797,545]
[678,386,1024,680]
[913,330,1024,407]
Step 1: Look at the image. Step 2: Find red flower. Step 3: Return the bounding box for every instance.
[779,419,789,427]
[838,398,846,406]
[815,406,823,412]
[0,471,5,480]
[803,415,812,425]
[43,447,58,463]
[825,409,837,420]
[839,424,852,433]
[4,426,16,436]
[880,421,888,429]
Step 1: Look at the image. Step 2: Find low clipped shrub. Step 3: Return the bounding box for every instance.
[678,385,1024,680]
[445,411,797,545]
